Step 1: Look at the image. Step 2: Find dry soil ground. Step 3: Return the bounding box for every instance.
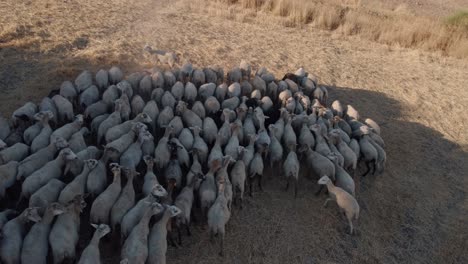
[0,0,467,263]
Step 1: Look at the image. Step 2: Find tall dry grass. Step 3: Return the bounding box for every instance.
[209,0,468,58]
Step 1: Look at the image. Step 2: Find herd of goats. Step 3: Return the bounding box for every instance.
[0,61,386,264]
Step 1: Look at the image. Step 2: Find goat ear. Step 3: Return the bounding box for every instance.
[91,223,98,229]
[28,216,41,223]
[322,132,329,140]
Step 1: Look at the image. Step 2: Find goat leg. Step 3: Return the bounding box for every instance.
[294,179,298,199]
[258,174,263,192]
[362,161,372,177]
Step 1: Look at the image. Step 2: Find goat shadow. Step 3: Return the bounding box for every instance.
[166,85,468,264]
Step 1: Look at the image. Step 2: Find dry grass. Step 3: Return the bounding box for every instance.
[0,0,152,113]
[209,0,468,58]
[0,0,150,64]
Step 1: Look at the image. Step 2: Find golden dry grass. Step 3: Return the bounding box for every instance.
[0,0,152,113]
[209,0,468,58]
